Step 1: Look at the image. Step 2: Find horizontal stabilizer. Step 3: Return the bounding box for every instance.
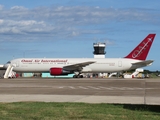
[132,60,153,66]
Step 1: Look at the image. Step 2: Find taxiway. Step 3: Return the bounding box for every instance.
[0,78,160,105]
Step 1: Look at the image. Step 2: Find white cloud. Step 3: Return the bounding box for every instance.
[0,5,159,42]
[0,19,4,24]
[105,40,115,45]
[11,6,28,10]
[71,31,79,36]
[0,5,3,10]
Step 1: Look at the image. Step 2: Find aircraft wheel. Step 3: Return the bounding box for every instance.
[73,74,83,78]
[73,75,77,78]
[80,75,83,78]
[77,75,80,78]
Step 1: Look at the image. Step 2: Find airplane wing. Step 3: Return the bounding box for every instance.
[132,60,154,66]
[0,64,6,70]
[63,61,96,71]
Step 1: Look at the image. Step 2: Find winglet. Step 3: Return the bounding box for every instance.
[125,34,156,60]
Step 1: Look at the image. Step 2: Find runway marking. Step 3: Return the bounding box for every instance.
[99,86,114,90]
[0,85,154,91]
[87,86,100,90]
[78,86,88,89]
[98,86,111,89]
[69,86,76,89]
[58,86,64,89]
[98,86,146,90]
[55,86,149,91]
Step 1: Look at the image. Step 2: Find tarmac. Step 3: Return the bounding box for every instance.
[0,78,160,105]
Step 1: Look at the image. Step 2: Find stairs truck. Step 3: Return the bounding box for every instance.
[124,68,144,78]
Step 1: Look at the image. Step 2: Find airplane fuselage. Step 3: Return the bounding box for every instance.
[6,58,144,73]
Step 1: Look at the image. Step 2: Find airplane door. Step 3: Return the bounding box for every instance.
[13,61,19,67]
[16,61,19,67]
[118,61,122,67]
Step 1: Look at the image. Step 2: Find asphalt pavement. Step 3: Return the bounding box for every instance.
[0,78,160,105]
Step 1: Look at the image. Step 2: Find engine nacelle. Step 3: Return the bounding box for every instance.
[50,68,71,75]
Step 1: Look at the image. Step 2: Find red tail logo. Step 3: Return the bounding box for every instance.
[125,34,156,60]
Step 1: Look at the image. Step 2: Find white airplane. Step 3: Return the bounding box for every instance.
[2,34,156,78]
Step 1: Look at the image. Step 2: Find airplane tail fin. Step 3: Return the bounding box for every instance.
[125,34,156,60]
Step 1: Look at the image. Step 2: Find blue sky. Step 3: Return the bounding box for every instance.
[0,0,160,71]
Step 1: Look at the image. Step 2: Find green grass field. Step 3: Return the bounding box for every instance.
[0,102,160,120]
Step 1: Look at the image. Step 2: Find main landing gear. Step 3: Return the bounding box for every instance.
[73,74,83,78]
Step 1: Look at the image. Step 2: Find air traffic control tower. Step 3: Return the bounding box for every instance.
[93,42,106,58]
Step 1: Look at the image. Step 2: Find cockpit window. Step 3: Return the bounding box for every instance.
[6,61,11,64]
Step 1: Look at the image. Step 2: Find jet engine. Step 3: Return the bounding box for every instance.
[50,68,71,75]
